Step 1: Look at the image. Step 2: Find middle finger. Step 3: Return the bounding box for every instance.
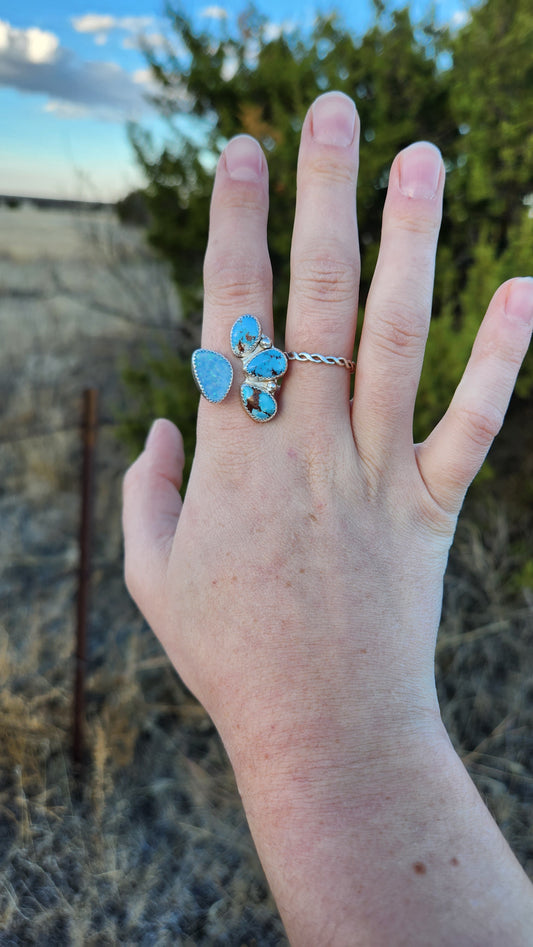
[284,92,361,423]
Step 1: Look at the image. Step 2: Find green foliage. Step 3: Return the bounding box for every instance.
[120,0,533,468]
[115,189,151,227]
[132,4,457,324]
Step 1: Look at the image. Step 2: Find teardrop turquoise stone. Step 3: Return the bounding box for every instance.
[240,384,278,421]
[191,349,233,403]
[231,315,262,357]
[245,348,288,380]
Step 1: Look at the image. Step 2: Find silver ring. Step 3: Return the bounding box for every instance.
[192,318,356,423]
[285,351,356,373]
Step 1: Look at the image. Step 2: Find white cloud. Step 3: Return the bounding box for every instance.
[201,6,228,20]
[0,18,149,121]
[0,20,59,64]
[132,67,152,85]
[71,14,116,34]
[26,27,60,63]
[71,14,155,49]
[44,100,91,119]
[71,14,153,35]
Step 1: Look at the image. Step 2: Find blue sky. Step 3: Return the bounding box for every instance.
[1,1,472,200]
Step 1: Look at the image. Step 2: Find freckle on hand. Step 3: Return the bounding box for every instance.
[413,862,427,875]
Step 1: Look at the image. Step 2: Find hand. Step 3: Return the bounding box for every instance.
[123,92,533,945]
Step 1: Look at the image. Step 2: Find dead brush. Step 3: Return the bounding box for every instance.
[436,501,533,875]
[0,630,68,797]
[0,499,531,940]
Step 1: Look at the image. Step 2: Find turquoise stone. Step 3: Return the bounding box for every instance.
[231,315,262,357]
[240,384,278,421]
[191,349,233,403]
[245,348,288,380]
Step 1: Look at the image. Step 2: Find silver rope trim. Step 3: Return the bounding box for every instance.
[285,351,356,373]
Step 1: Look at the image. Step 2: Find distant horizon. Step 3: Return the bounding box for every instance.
[0,190,116,206]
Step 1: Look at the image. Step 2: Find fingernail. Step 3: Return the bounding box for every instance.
[399,142,442,199]
[505,278,533,326]
[225,135,264,181]
[311,92,357,147]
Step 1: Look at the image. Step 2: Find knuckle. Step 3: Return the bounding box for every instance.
[456,403,503,448]
[289,423,351,499]
[370,304,428,359]
[203,249,272,307]
[291,253,357,308]
[216,181,267,215]
[389,205,441,237]
[482,338,525,371]
[303,154,357,189]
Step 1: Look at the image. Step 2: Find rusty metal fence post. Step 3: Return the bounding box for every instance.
[73,388,98,772]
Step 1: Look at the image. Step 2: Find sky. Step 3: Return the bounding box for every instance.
[0,0,472,201]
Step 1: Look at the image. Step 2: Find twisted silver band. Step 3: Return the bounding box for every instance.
[285,351,356,373]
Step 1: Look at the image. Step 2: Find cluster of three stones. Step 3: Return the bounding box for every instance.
[191,315,288,421]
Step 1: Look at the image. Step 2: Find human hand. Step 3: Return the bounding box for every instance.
[123,92,533,944]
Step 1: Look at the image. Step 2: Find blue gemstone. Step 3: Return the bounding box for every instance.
[240,384,278,421]
[231,315,262,357]
[245,348,288,380]
[191,349,233,403]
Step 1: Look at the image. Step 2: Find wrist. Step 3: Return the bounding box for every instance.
[226,723,533,947]
[219,682,446,814]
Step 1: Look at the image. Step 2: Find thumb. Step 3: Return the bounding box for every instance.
[123,418,185,615]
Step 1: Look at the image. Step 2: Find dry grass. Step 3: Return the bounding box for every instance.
[437,501,533,877]
[0,205,283,944]
[1,205,531,943]
[0,503,531,943]
[0,611,285,944]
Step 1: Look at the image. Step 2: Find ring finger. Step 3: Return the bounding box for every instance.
[284,92,361,422]
[352,142,445,467]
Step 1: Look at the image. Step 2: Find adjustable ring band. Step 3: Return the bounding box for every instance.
[192,316,357,423]
[285,351,356,373]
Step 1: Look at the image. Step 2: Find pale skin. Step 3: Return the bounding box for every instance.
[123,92,533,945]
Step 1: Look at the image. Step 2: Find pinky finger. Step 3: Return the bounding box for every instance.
[416,278,533,516]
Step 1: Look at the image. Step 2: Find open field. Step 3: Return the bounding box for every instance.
[0,204,532,944]
[0,205,285,944]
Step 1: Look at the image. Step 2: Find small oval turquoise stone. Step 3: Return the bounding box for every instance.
[245,348,288,380]
[231,315,262,357]
[191,349,233,403]
[241,384,278,421]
